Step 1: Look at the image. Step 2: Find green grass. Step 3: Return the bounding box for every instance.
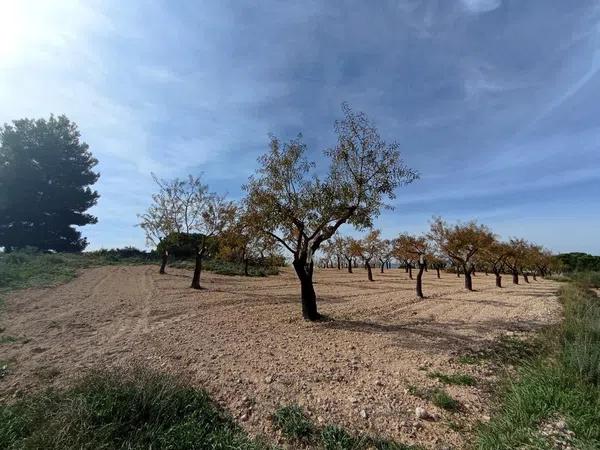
[272,404,315,442]
[431,389,460,411]
[272,405,419,449]
[476,282,600,449]
[457,334,541,367]
[406,385,461,412]
[428,371,476,386]
[0,335,17,344]
[0,367,272,450]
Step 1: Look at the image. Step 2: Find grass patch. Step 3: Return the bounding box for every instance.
[477,282,600,449]
[272,404,314,441]
[457,334,541,367]
[272,405,419,449]
[0,366,271,449]
[428,371,476,386]
[0,335,17,344]
[407,385,461,412]
[431,389,460,411]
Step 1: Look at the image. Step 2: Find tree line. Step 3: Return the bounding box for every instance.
[317,220,558,299]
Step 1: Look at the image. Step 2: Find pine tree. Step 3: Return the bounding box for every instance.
[0,115,100,252]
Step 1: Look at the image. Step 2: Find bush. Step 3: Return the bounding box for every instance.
[0,367,269,450]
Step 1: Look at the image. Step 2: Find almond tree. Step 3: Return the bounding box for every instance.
[340,236,361,273]
[478,241,510,288]
[504,238,531,284]
[357,229,383,281]
[244,104,417,320]
[395,233,429,298]
[378,238,394,273]
[428,217,495,291]
[139,175,234,288]
[394,234,416,279]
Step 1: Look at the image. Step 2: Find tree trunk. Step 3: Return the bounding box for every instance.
[159,251,168,274]
[494,269,502,288]
[191,248,204,289]
[522,272,530,283]
[512,270,519,284]
[346,257,353,273]
[366,260,374,281]
[293,259,320,321]
[353,259,358,268]
[408,265,413,280]
[532,272,537,281]
[436,267,440,279]
[464,266,473,291]
[416,261,425,298]
[380,259,385,273]
[405,263,409,273]
[337,256,341,270]
[244,258,249,276]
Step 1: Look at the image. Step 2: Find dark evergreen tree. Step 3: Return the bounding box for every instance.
[0,115,99,252]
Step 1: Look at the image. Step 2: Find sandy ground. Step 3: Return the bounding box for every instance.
[0,265,561,449]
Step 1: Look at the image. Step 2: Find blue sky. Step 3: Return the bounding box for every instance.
[1,0,599,253]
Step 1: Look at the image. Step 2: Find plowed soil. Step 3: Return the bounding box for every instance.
[0,265,560,448]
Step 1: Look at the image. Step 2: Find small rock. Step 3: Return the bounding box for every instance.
[374,379,383,386]
[349,396,358,404]
[317,416,325,423]
[415,406,431,420]
[360,409,368,419]
[264,376,273,384]
[240,414,249,422]
[556,420,567,430]
[481,415,491,423]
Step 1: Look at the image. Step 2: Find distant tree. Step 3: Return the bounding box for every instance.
[357,229,383,281]
[393,234,416,279]
[428,217,495,291]
[479,241,510,288]
[504,238,531,284]
[139,175,234,288]
[428,253,447,279]
[331,236,345,270]
[395,233,429,298]
[529,246,554,278]
[218,207,280,275]
[0,115,99,252]
[244,104,418,320]
[378,238,394,273]
[339,236,360,273]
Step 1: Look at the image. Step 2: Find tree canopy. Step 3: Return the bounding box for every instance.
[0,115,99,252]
[244,103,418,319]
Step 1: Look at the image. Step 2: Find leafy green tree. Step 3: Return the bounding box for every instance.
[0,115,99,252]
[244,104,417,320]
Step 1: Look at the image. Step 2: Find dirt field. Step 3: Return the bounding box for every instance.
[0,265,561,448]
